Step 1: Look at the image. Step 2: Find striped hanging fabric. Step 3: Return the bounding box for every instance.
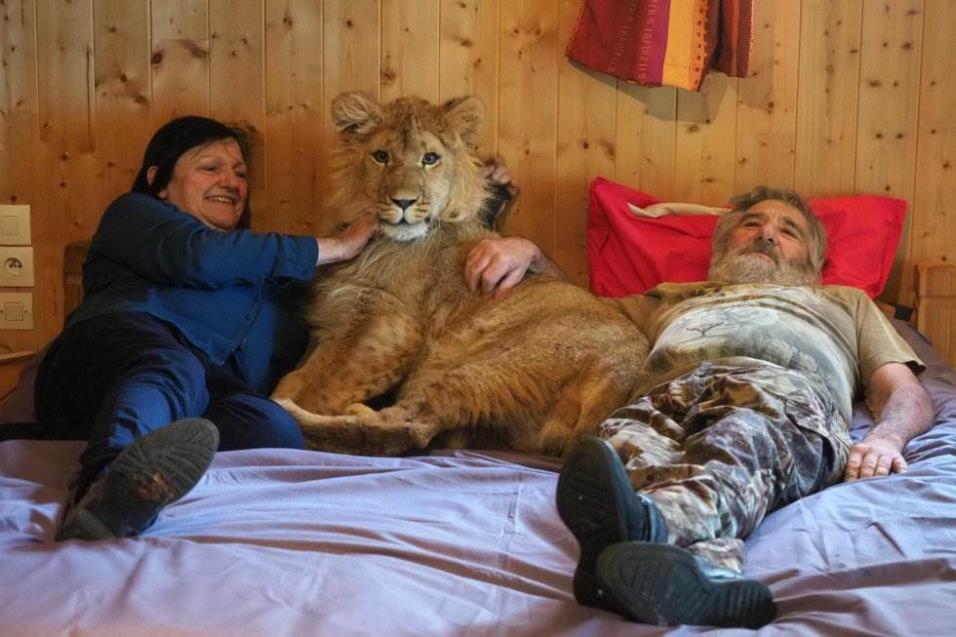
[566,0,755,91]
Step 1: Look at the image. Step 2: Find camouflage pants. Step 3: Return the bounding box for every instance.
[599,359,851,572]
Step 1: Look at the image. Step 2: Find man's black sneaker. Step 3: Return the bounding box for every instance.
[596,541,776,628]
[556,437,667,610]
[56,418,219,541]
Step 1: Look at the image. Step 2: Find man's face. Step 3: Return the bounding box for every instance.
[709,200,819,285]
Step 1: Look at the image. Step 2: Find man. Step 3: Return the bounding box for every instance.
[464,186,934,628]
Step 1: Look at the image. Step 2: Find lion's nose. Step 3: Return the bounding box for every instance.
[392,198,418,211]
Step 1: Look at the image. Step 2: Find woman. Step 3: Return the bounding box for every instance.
[36,116,377,541]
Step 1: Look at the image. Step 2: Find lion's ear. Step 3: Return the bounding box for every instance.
[331,91,383,137]
[441,95,484,147]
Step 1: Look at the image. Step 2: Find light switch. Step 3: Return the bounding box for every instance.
[4,301,24,321]
[0,292,33,329]
[0,205,31,245]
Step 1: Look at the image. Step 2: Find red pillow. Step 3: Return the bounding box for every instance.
[587,178,907,299]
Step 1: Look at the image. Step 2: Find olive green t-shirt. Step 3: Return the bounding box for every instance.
[609,283,924,421]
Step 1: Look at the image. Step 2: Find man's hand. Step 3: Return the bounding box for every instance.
[465,237,540,297]
[316,211,378,265]
[844,362,933,481]
[844,435,907,481]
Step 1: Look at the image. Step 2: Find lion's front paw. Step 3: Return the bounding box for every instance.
[344,402,377,416]
[299,413,424,456]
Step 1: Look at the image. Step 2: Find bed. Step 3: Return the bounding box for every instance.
[2,184,956,636]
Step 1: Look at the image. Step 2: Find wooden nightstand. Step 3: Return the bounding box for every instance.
[915,262,956,368]
[0,350,36,402]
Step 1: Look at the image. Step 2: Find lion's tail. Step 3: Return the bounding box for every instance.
[273,397,327,428]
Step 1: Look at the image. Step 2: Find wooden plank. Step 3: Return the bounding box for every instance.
[323,0,380,98]
[855,0,923,303]
[150,39,211,126]
[554,0,615,285]
[438,0,499,155]
[209,1,264,128]
[0,0,38,207]
[675,74,738,205]
[497,0,559,255]
[854,0,923,197]
[908,0,956,308]
[0,0,39,354]
[93,1,152,211]
[36,0,97,240]
[381,0,439,103]
[322,0,380,228]
[793,0,863,196]
[35,0,97,346]
[150,1,210,127]
[151,0,208,40]
[614,84,678,199]
[264,0,325,235]
[209,0,265,226]
[733,0,801,193]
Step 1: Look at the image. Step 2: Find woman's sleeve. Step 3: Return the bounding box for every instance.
[91,193,318,289]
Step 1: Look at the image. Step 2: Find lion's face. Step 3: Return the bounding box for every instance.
[328,93,490,242]
[360,125,455,241]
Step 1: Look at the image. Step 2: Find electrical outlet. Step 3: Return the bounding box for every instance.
[0,292,33,329]
[0,205,31,245]
[0,247,34,287]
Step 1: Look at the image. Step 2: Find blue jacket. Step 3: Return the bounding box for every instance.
[68,192,319,394]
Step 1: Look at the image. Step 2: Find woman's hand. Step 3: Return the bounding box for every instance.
[482,157,518,199]
[479,157,519,227]
[316,212,378,265]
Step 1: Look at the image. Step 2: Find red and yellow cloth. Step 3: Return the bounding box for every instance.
[567,0,754,91]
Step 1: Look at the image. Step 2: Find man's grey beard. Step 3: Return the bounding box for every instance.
[708,243,819,286]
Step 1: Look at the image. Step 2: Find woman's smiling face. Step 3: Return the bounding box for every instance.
[155,138,248,231]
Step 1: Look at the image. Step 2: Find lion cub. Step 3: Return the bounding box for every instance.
[272,92,648,456]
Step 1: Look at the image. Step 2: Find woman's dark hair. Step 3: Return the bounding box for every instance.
[131,116,253,228]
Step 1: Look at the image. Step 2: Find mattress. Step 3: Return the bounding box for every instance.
[1,320,954,636]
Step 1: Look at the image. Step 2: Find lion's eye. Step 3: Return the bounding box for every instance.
[422,152,440,166]
[371,150,390,164]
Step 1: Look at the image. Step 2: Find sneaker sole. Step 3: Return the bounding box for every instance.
[597,542,776,628]
[556,438,637,608]
[57,418,219,541]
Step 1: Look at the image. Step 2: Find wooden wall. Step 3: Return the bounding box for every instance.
[1,0,954,364]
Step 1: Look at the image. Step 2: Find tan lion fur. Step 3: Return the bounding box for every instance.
[271,92,649,456]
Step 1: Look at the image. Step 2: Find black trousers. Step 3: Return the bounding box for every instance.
[35,312,304,494]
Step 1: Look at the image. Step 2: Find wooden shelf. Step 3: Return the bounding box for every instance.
[0,350,37,365]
